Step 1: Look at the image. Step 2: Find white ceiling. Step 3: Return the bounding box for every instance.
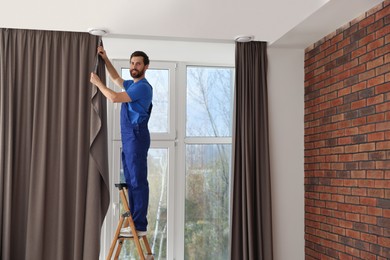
[0,0,383,46]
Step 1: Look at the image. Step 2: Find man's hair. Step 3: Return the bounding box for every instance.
[130,51,150,66]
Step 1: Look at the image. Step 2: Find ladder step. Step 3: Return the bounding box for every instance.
[106,185,154,260]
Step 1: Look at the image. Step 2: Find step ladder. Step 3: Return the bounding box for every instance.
[106,183,154,260]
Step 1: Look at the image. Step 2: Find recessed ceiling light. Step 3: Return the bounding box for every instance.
[234,35,254,42]
[88,28,108,36]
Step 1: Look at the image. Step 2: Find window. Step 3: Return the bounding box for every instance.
[184,66,233,259]
[101,61,234,260]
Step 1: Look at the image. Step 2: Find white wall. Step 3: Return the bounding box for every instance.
[102,37,305,260]
[268,47,305,260]
[102,37,235,65]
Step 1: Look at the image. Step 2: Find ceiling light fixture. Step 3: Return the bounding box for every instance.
[88,28,108,36]
[234,35,254,42]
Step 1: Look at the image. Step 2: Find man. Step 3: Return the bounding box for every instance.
[90,46,152,236]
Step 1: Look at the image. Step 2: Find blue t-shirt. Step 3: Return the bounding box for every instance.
[122,78,153,124]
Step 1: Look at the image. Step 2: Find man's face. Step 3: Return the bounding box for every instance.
[130,56,148,79]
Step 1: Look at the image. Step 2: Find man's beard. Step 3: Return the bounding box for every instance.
[131,69,145,79]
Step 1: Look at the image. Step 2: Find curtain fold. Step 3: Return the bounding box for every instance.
[0,28,109,260]
[230,41,273,260]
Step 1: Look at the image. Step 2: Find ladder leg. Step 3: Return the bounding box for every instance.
[114,238,124,259]
[121,188,147,259]
[106,216,126,260]
[125,217,145,260]
[108,184,154,260]
[142,236,154,259]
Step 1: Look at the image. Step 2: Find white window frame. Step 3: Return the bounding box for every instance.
[101,60,234,260]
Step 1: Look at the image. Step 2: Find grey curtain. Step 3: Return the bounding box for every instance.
[230,41,273,260]
[0,28,110,260]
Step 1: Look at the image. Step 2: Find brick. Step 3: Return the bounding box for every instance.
[376,121,390,131]
[351,45,367,58]
[352,117,367,126]
[352,28,367,42]
[360,161,376,169]
[351,81,367,93]
[339,220,353,229]
[360,251,377,260]
[376,23,390,38]
[368,132,385,141]
[359,106,376,116]
[359,51,376,64]
[380,50,390,62]
[376,63,390,76]
[375,82,390,94]
[366,56,384,70]
[367,206,384,216]
[369,151,386,160]
[360,197,377,206]
[378,217,390,229]
[376,141,390,150]
[344,58,359,70]
[375,4,390,20]
[345,110,358,119]
[345,246,360,258]
[338,87,351,97]
[351,170,366,178]
[368,188,385,197]
[345,127,359,136]
[367,37,384,51]
[367,75,385,87]
[359,88,375,99]
[376,101,390,112]
[358,179,376,188]
[344,196,359,205]
[358,124,376,134]
[346,228,360,238]
[367,113,385,123]
[367,2,385,16]
[378,236,390,248]
[367,94,384,105]
[345,144,359,153]
[361,214,378,225]
[375,180,390,188]
[344,23,359,37]
[358,69,375,81]
[368,225,383,235]
[359,13,375,29]
[338,137,352,145]
[359,143,376,151]
[351,99,367,109]
[353,153,368,161]
[354,239,370,251]
[361,232,378,243]
[384,53,390,64]
[332,194,345,202]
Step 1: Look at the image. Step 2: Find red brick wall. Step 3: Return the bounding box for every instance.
[304,1,390,259]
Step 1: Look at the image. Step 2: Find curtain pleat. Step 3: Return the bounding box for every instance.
[0,28,109,260]
[230,41,273,260]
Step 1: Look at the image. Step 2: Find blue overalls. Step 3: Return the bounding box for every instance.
[120,102,152,232]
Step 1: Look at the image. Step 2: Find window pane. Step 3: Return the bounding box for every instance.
[121,68,169,133]
[186,66,234,137]
[185,144,231,260]
[119,148,168,259]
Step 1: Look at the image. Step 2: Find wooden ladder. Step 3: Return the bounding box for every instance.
[106,183,154,260]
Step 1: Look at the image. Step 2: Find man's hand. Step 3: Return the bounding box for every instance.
[90,72,102,87]
[97,46,108,60]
